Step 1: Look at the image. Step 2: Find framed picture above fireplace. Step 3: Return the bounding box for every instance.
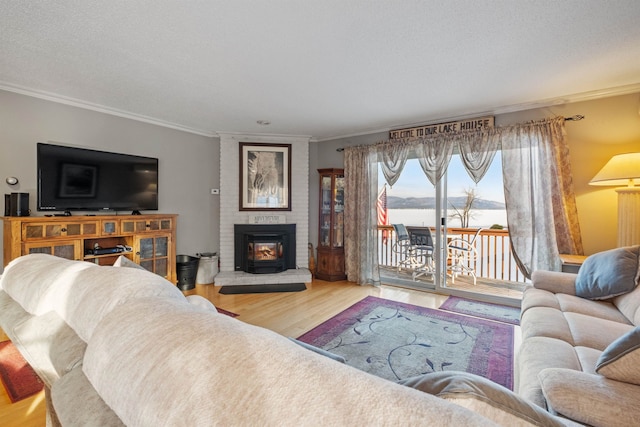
[239,143,291,211]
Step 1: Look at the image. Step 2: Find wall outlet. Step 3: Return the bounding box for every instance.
[211,188,220,195]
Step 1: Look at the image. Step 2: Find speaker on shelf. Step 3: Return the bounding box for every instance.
[5,192,30,217]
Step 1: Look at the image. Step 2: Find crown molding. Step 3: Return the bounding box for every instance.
[3,80,639,143]
[0,82,217,138]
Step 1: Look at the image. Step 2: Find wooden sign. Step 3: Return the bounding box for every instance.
[249,214,286,224]
[390,116,494,140]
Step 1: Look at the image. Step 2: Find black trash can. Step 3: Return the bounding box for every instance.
[176,255,199,291]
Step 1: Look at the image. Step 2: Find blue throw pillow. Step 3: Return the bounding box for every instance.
[575,246,640,300]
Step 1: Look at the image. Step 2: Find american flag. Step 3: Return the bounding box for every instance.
[377,185,389,242]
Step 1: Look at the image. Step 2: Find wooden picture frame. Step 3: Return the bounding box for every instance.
[239,143,291,211]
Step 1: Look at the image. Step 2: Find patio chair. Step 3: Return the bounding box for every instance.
[392,224,434,280]
[447,228,483,285]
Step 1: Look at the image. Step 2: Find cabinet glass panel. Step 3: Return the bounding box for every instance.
[334,176,345,248]
[66,224,82,235]
[148,220,160,231]
[53,245,76,259]
[28,247,52,255]
[320,176,332,247]
[155,258,168,277]
[45,225,63,237]
[83,223,97,235]
[155,237,168,257]
[160,219,171,230]
[140,260,153,271]
[25,225,43,239]
[122,221,134,233]
[102,221,117,234]
[139,237,154,259]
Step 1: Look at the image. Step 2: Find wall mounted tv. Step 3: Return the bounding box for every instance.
[37,142,158,214]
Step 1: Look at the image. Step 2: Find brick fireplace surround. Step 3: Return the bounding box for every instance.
[216,133,312,287]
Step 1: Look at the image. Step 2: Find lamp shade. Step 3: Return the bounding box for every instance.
[589,152,640,187]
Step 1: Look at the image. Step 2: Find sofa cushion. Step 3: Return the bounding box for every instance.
[60,265,184,342]
[614,284,640,325]
[555,293,630,323]
[185,294,218,312]
[539,368,640,427]
[574,346,603,375]
[563,312,633,351]
[596,326,640,385]
[51,365,125,426]
[575,246,640,300]
[288,337,346,364]
[531,270,577,295]
[83,298,494,426]
[515,337,581,408]
[11,311,86,387]
[400,371,566,427]
[0,290,32,342]
[0,254,97,315]
[520,307,573,343]
[112,255,146,270]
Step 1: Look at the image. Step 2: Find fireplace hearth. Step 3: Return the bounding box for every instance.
[234,224,296,274]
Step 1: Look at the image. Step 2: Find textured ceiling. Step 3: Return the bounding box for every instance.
[2,1,640,141]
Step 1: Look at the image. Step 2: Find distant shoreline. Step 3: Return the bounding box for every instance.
[387,208,508,229]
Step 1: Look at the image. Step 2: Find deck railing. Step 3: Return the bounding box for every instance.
[377,225,528,283]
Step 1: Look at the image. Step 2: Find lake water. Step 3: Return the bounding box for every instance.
[388,209,508,228]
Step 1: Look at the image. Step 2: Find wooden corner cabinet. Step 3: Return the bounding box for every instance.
[2,214,178,283]
[316,168,346,281]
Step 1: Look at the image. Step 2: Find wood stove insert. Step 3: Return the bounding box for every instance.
[234,224,296,274]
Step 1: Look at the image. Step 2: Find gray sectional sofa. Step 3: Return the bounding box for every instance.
[517,245,640,427]
[0,253,588,426]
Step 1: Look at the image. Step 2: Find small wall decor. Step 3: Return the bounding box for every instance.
[239,142,291,211]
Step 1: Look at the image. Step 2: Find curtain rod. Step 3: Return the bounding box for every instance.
[336,114,585,152]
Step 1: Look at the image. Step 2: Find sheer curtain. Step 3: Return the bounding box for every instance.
[379,139,411,187]
[344,144,381,285]
[342,116,582,284]
[414,134,455,186]
[501,117,583,277]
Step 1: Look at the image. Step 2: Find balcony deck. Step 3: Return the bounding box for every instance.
[378,226,527,301]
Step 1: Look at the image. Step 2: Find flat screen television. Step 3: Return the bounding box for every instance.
[37,142,158,214]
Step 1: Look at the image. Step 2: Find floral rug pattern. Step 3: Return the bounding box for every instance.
[298,296,514,389]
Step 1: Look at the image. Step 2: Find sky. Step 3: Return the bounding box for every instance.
[379,151,505,203]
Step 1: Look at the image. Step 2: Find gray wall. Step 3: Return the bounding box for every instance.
[0,90,220,271]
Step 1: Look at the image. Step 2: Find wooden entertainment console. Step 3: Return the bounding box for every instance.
[2,214,178,283]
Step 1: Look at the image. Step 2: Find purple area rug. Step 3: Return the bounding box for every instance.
[439,296,520,326]
[298,296,513,389]
[216,307,239,317]
[0,340,44,402]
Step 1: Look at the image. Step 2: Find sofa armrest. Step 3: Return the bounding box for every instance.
[539,368,640,427]
[399,371,570,426]
[531,270,577,295]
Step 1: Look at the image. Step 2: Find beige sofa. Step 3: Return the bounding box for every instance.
[1,254,573,426]
[517,245,640,427]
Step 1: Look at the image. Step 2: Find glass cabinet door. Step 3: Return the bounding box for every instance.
[333,175,344,248]
[320,175,332,247]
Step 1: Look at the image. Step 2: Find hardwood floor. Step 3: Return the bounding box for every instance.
[187,279,449,338]
[0,278,496,426]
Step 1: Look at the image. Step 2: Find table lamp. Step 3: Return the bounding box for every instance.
[589,152,640,246]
